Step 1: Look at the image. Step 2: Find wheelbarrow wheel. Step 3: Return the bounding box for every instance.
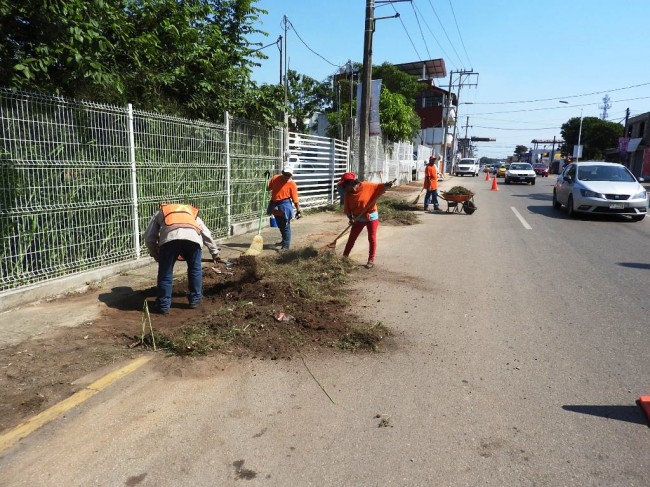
[463,200,477,215]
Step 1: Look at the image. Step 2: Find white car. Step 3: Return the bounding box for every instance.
[553,161,648,221]
[504,163,536,185]
[455,158,479,176]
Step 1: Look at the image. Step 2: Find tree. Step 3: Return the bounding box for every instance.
[372,62,424,105]
[285,69,330,133]
[0,0,267,122]
[378,86,420,143]
[560,117,622,160]
[514,145,528,158]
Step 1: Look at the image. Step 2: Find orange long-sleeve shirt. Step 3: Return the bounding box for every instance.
[267,174,299,204]
[424,164,438,190]
[344,182,386,221]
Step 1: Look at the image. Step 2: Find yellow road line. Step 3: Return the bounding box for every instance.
[0,355,152,453]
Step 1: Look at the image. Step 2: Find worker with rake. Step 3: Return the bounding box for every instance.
[424,155,441,212]
[267,162,302,251]
[144,204,221,314]
[337,172,394,269]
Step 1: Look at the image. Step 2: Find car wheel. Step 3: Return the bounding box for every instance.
[567,195,576,217]
[552,190,562,209]
[504,178,509,184]
[631,214,645,222]
[531,179,535,185]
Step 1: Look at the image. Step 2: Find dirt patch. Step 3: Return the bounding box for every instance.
[0,249,392,433]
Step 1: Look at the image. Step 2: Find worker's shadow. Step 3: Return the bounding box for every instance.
[98,286,157,311]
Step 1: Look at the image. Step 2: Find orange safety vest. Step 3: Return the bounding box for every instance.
[160,204,201,233]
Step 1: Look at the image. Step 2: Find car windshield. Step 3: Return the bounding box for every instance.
[577,165,635,182]
[510,164,532,170]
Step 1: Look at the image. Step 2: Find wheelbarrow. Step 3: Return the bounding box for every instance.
[439,192,477,214]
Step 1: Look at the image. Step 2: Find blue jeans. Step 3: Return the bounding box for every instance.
[276,215,292,249]
[424,189,439,210]
[156,240,202,311]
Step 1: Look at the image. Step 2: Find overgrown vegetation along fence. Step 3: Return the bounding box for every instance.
[0,88,349,293]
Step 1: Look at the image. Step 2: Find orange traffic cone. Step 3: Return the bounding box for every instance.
[638,396,650,427]
[491,175,499,191]
[485,170,490,181]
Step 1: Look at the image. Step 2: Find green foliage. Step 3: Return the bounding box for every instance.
[378,86,420,143]
[0,0,268,122]
[514,145,528,156]
[560,117,622,160]
[286,69,331,133]
[372,62,424,105]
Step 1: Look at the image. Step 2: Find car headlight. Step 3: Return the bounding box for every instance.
[580,189,605,199]
[632,190,648,199]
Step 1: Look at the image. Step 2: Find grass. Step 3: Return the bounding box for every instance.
[153,248,391,356]
[331,322,391,352]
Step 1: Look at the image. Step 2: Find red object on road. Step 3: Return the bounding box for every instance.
[637,396,650,427]
[491,175,499,191]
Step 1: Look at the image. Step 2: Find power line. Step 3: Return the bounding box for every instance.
[472,96,650,115]
[390,2,422,60]
[411,1,457,69]
[473,125,563,131]
[471,81,650,105]
[286,19,340,68]
[407,2,430,59]
[447,0,472,67]
[425,0,465,68]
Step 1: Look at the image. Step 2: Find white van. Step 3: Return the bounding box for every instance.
[455,158,480,177]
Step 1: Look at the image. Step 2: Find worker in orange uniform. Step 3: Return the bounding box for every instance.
[267,162,302,251]
[144,203,221,314]
[424,156,441,212]
[337,172,394,269]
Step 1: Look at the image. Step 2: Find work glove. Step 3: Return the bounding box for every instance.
[295,210,303,219]
[211,254,220,264]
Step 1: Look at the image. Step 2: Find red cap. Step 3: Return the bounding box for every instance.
[337,172,357,185]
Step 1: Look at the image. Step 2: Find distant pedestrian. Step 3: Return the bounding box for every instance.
[337,172,394,269]
[424,156,441,212]
[144,203,221,314]
[267,162,302,251]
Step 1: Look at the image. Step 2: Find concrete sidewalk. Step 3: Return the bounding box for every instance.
[0,180,451,348]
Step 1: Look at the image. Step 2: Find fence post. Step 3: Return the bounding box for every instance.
[127,103,141,258]
[329,138,336,204]
[225,111,232,235]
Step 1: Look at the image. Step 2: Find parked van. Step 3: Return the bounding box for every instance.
[455,157,480,177]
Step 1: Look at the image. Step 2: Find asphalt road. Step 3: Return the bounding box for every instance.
[2,176,649,486]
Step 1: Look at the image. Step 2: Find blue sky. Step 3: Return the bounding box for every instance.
[249,0,650,158]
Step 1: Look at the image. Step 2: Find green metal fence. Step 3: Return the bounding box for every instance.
[1,88,347,293]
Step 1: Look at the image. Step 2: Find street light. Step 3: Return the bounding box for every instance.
[559,101,583,161]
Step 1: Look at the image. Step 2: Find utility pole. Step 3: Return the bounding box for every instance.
[599,94,611,120]
[282,16,289,161]
[463,116,471,157]
[450,70,478,169]
[358,1,400,180]
[358,0,374,181]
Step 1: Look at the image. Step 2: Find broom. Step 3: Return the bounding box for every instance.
[411,188,425,205]
[245,171,271,256]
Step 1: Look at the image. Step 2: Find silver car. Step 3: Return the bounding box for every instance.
[553,161,648,221]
